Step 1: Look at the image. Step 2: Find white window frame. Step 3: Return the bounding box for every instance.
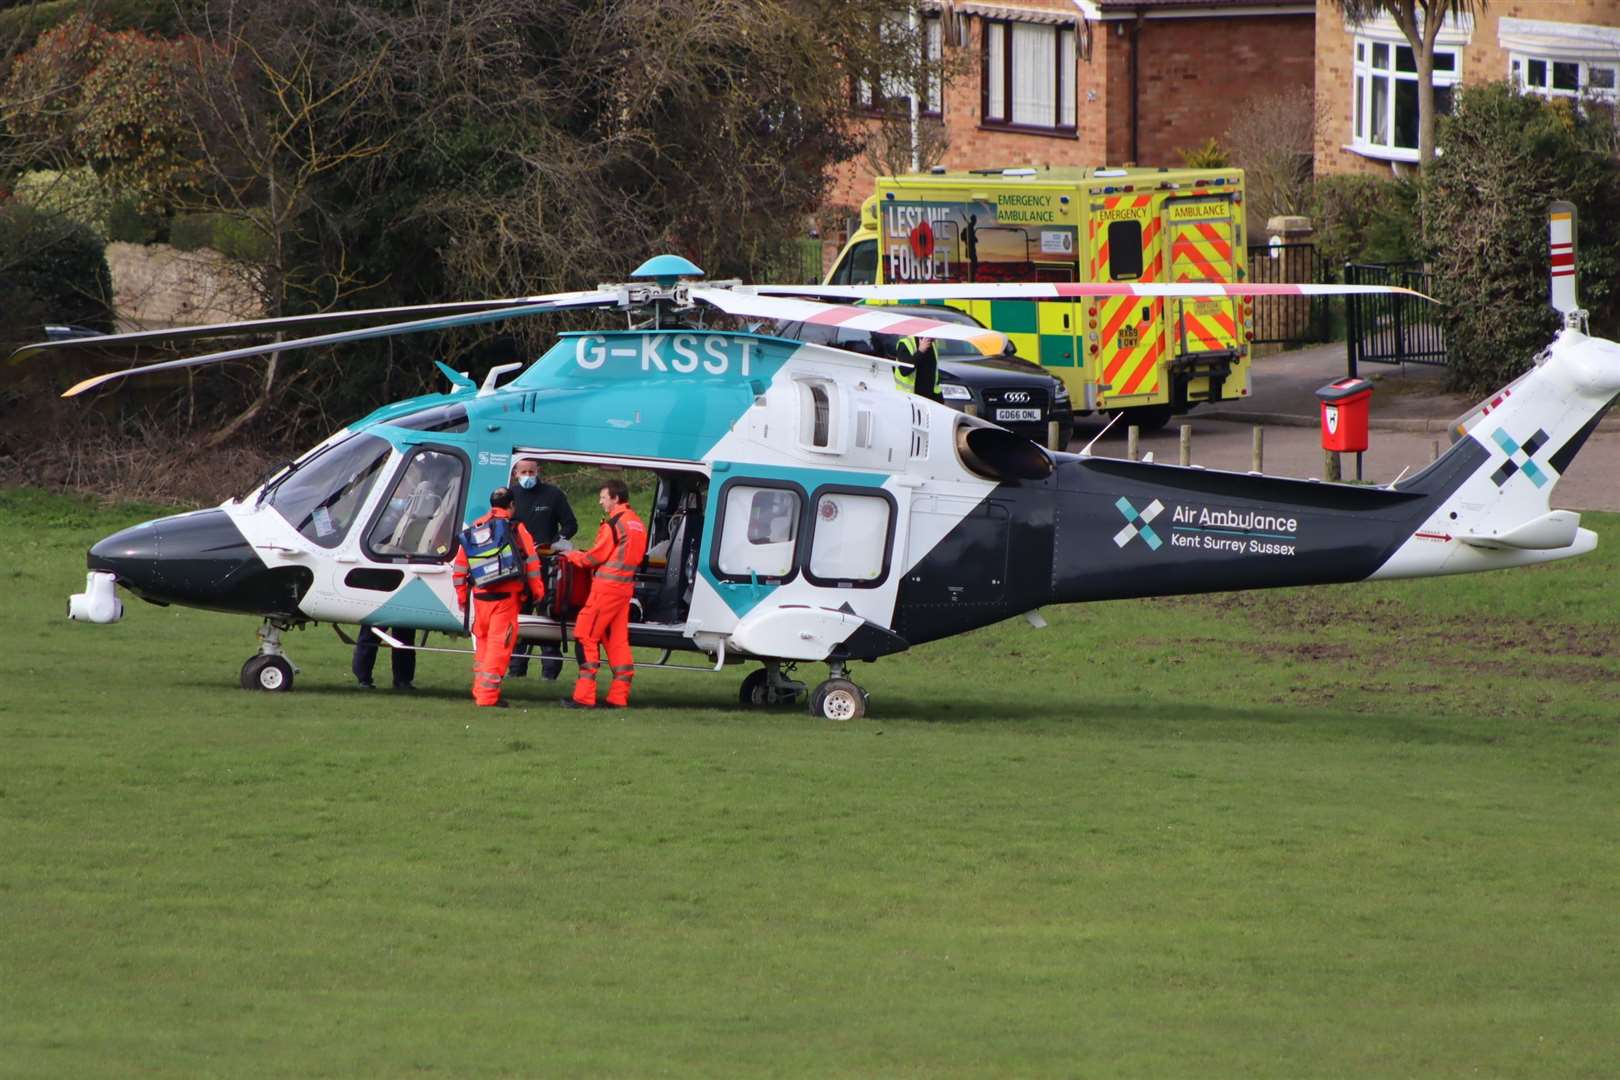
[981,18,1077,134]
[1346,13,1470,164]
[1501,17,1620,105]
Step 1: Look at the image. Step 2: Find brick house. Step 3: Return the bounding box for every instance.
[825,0,1317,220]
[1316,0,1620,178]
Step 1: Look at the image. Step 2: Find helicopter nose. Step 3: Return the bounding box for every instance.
[88,509,311,616]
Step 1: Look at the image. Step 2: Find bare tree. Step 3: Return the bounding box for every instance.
[1329,0,1485,169]
[1223,86,1320,236]
[172,0,395,444]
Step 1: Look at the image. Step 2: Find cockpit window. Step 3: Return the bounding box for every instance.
[365,447,465,561]
[390,403,469,433]
[268,433,391,548]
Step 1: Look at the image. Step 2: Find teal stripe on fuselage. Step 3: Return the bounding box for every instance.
[357,331,799,464]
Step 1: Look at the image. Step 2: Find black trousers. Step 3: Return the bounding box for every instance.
[509,639,564,680]
[352,626,417,687]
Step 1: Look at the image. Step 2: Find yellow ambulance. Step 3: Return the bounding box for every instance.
[825,167,1253,429]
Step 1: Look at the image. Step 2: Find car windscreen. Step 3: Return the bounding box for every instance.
[267,433,392,549]
[779,316,1005,359]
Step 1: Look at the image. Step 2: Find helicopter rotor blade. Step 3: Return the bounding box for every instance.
[689,286,1005,353]
[60,292,616,399]
[751,281,1437,303]
[9,290,607,367]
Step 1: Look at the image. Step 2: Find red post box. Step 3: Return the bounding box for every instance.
[1316,377,1374,453]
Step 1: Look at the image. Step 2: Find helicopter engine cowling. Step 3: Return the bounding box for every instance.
[954,422,1054,482]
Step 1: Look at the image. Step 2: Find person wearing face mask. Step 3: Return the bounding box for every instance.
[507,458,578,680]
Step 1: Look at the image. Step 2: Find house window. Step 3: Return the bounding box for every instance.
[857,13,942,116]
[982,19,1076,133]
[1351,33,1462,161]
[1511,55,1619,102]
[1501,18,1620,110]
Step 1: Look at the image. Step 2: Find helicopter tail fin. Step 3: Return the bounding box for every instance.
[1374,199,1618,579]
[1374,328,1615,579]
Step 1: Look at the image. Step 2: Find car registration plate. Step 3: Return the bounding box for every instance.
[995,408,1041,422]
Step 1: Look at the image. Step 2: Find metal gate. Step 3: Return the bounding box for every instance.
[1244,242,1330,345]
[1344,262,1447,370]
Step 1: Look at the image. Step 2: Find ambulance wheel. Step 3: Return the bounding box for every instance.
[809,678,866,721]
[240,655,294,692]
[1124,405,1173,433]
[739,668,772,707]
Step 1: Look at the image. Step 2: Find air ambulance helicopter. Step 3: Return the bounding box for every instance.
[16,204,1613,719]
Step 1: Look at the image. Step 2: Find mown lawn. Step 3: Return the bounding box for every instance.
[2,488,1616,1078]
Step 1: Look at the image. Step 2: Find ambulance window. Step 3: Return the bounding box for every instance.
[805,488,895,587]
[714,482,801,580]
[832,240,878,285]
[364,447,467,562]
[268,433,391,549]
[1108,220,1143,280]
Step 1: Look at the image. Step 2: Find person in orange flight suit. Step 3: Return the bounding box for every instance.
[453,487,545,708]
[560,478,647,710]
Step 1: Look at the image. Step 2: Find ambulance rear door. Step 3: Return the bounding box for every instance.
[1163,195,1244,403]
[1088,193,1168,409]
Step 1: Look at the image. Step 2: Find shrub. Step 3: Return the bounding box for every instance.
[0,202,114,353]
[1176,138,1229,169]
[12,167,115,235]
[1310,174,1422,271]
[210,213,271,263]
[1427,81,1620,393]
[167,211,271,262]
[103,195,161,244]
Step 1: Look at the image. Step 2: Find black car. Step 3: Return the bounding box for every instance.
[772,305,1074,448]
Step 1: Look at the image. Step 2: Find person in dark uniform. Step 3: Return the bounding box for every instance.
[352,625,417,690]
[507,457,578,680]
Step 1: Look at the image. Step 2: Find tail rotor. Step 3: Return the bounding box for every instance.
[1549,200,1584,331]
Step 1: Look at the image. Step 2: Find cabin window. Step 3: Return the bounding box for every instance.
[715,483,801,580]
[805,488,895,587]
[268,433,391,549]
[364,446,467,561]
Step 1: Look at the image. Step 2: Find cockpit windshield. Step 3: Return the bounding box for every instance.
[267,433,392,548]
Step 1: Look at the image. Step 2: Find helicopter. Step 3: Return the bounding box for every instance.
[16,204,1613,719]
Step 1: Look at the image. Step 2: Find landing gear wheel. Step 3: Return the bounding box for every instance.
[740,668,772,707]
[240,654,295,692]
[739,666,807,707]
[809,678,867,721]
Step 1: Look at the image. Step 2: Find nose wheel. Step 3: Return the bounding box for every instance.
[241,618,299,692]
[241,654,295,691]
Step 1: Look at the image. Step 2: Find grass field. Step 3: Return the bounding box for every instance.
[2,487,1617,1077]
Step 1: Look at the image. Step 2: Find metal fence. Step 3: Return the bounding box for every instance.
[1344,262,1447,369]
[1245,242,1330,346]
